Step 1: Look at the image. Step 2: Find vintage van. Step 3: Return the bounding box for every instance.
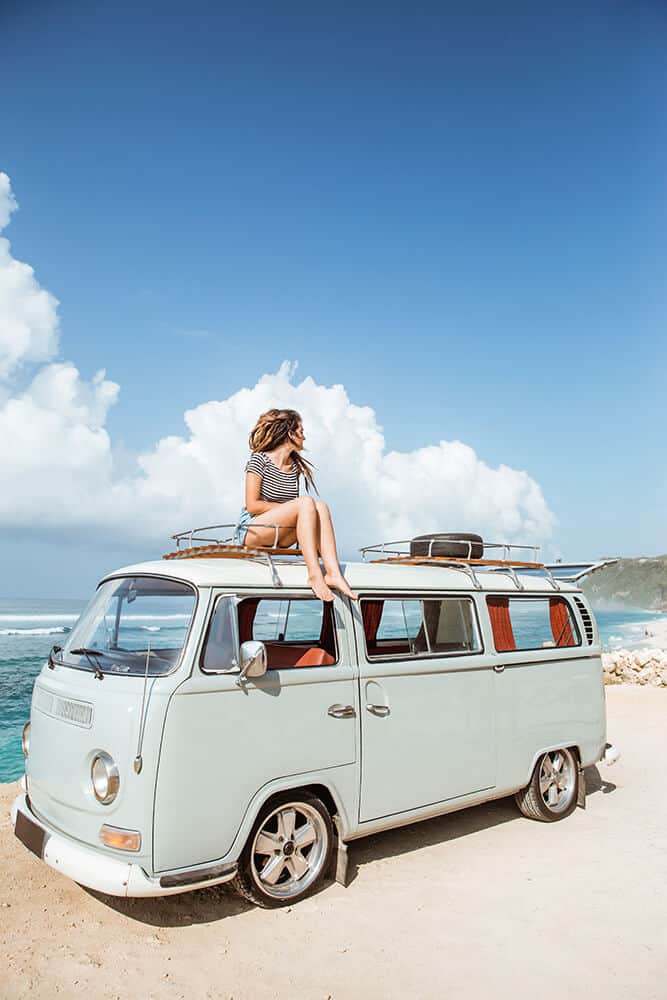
[12,530,614,908]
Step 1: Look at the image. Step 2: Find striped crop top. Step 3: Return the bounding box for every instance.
[245,452,300,504]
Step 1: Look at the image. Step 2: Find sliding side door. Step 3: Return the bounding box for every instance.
[355,593,496,822]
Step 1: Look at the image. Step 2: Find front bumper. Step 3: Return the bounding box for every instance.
[11,794,237,897]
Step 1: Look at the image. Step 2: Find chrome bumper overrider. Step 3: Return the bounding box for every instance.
[600,742,621,766]
[11,794,237,897]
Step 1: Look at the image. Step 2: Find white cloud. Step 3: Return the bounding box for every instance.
[0,357,555,554]
[0,175,556,557]
[0,363,119,530]
[0,173,60,378]
[0,172,18,229]
[124,362,555,552]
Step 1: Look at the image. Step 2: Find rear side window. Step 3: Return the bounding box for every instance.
[486,596,580,652]
[361,597,481,660]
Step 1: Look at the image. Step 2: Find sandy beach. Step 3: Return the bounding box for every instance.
[634,616,667,649]
[1,685,665,999]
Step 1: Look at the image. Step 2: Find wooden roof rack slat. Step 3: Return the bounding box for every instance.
[164,543,303,561]
[163,524,305,586]
[370,556,545,569]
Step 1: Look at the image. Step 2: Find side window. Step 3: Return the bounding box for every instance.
[423,598,481,653]
[252,599,324,643]
[486,596,580,653]
[237,598,338,669]
[201,596,238,673]
[362,596,482,659]
[374,599,422,655]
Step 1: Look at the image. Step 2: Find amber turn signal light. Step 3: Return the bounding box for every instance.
[99,825,141,852]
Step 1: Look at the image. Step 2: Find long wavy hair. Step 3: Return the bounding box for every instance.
[248,408,317,493]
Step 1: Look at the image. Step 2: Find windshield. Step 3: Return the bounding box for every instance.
[61,576,196,676]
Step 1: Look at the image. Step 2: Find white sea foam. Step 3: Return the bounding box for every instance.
[0,625,70,637]
[0,614,79,623]
[140,626,161,632]
[122,614,190,621]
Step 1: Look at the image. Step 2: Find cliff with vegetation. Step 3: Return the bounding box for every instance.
[582,556,667,611]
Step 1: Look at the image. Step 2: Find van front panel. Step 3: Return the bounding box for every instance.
[27,668,169,870]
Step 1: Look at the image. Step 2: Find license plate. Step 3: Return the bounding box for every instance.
[15,809,46,859]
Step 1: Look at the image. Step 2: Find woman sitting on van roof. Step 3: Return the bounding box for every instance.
[235,408,357,603]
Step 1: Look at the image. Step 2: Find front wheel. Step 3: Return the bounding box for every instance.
[232,792,334,908]
[515,747,579,822]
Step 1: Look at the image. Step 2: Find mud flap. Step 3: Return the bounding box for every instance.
[332,816,349,887]
[577,765,586,809]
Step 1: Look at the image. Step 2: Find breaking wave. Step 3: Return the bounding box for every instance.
[0,614,79,623]
[0,626,71,637]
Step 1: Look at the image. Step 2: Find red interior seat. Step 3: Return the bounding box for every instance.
[262,642,335,668]
[294,647,335,667]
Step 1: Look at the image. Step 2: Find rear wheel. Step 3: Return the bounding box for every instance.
[514,747,579,822]
[232,792,334,908]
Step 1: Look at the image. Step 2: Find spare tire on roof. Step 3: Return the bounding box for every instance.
[409,532,484,559]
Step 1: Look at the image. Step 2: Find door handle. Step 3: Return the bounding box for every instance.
[493,663,505,673]
[366,703,391,717]
[328,704,356,719]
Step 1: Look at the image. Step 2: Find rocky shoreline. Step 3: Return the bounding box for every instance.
[603,648,667,686]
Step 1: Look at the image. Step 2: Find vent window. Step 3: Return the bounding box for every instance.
[573,597,594,644]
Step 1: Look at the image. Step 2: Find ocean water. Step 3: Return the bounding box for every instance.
[0,598,85,784]
[1,597,665,784]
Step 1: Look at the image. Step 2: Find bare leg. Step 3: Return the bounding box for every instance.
[315,500,358,601]
[244,524,297,549]
[246,498,333,602]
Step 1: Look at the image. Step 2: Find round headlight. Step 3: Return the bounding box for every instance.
[21,721,30,758]
[91,752,120,805]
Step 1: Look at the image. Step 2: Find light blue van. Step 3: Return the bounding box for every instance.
[12,533,612,908]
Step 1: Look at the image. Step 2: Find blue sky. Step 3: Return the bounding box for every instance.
[1,1,665,597]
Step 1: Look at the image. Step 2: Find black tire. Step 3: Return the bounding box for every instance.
[410,532,484,559]
[514,747,579,822]
[232,791,334,909]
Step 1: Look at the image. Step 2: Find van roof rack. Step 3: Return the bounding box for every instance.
[359,537,561,591]
[542,560,618,582]
[163,524,304,586]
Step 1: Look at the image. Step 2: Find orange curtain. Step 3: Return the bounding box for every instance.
[487,597,516,651]
[238,599,258,643]
[550,598,575,646]
[361,600,384,646]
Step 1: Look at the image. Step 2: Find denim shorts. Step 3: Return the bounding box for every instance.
[234,508,254,545]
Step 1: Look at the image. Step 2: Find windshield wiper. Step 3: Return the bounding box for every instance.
[70,647,105,680]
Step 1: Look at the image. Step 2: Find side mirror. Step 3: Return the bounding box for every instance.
[237,640,267,685]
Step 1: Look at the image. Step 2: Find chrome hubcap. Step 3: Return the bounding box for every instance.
[539,749,576,814]
[250,803,327,900]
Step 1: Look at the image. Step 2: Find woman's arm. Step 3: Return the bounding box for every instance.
[245,472,278,516]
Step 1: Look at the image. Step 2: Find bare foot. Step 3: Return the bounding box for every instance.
[308,574,335,602]
[324,572,358,601]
